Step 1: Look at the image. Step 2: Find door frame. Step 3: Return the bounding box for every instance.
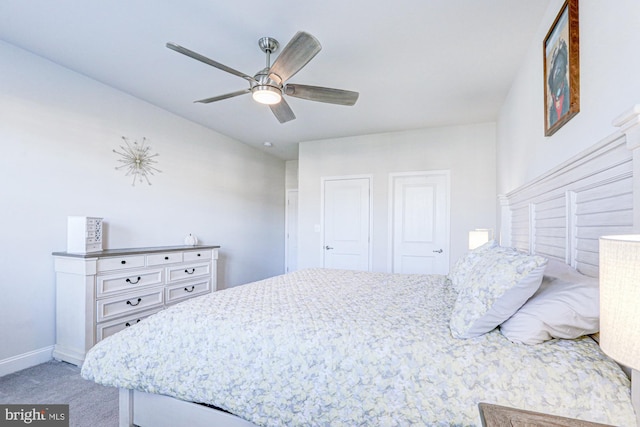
[320,174,374,271]
[387,170,451,273]
[285,189,298,273]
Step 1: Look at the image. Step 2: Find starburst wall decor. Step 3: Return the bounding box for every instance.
[113,136,161,186]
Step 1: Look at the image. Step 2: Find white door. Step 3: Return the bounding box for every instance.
[390,172,450,274]
[322,177,371,271]
[285,190,298,273]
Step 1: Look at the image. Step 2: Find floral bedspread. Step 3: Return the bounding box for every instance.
[81,268,636,426]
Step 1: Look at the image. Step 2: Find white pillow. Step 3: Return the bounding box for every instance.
[543,258,593,283]
[500,260,599,345]
[447,240,498,291]
[449,247,547,339]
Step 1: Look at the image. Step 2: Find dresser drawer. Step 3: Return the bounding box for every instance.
[183,250,212,262]
[96,287,164,322]
[97,255,146,272]
[96,307,162,341]
[166,279,211,304]
[53,244,220,366]
[97,269,163,297]
[166,262,211,282]
[147,252,184,266]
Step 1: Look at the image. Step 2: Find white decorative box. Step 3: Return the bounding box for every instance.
[67,216,103,253]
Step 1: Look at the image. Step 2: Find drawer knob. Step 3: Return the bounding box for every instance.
[125,319,141,327]
[121,260,127,264]
[126,298,142,307]
[125,276,141,284]
[184,286,195,293]
[197,253,201,257]
[185,268,196,274]
[164,256,169,260]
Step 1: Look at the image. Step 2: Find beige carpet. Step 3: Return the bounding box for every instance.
[0,360,118,427]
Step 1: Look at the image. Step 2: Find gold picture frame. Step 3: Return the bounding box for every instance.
[543,0,580,137]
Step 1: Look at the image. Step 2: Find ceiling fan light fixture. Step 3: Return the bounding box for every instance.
[167,32,358,124]
[252,85,282,105]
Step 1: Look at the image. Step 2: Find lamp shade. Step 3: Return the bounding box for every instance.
[469,229,491,250]
[599,235,640,371]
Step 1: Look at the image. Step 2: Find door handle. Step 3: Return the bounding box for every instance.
[433,249,443,253]
[325,246,334,250]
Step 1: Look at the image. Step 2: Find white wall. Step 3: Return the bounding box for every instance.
[0,41,285,367]
[497,0,640,196]
[285,160,299,189]
[297,123,497,272]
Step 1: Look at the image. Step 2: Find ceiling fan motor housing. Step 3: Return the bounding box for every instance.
[252,67,282,104]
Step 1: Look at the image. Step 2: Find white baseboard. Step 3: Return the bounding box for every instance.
[0,346,54,378]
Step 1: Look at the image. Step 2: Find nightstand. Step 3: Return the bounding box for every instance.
[478,403,615,427]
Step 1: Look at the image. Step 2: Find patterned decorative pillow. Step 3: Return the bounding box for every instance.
[449,248,548,339]
[448,240,498,290]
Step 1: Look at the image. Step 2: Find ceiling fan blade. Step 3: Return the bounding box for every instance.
[166,42,256,83]
[269,98,296,123]
[268,32,322,85]
[285,84,359,106]
[194,89,250,104]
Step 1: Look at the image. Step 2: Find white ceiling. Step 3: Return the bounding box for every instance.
[0,0,551,160]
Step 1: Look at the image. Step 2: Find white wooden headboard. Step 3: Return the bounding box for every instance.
[500,105,640,278]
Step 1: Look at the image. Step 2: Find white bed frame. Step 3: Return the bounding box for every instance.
[500,105,640,276]
[118,105,640,427]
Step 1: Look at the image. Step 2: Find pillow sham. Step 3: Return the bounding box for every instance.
[500,260,599,345]
[449,248,547,339]
[447,240,498,291]
[542,258,593,283]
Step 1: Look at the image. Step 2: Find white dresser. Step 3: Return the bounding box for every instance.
[52,245,219,365]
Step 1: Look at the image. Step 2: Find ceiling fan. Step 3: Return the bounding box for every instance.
[166,31,359,123]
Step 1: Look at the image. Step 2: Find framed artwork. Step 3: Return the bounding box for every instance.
[543,0,579,137]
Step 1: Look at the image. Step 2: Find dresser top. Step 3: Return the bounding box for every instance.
[52,244,220,258]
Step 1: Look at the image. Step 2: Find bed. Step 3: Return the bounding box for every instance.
[81,105,640,427]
